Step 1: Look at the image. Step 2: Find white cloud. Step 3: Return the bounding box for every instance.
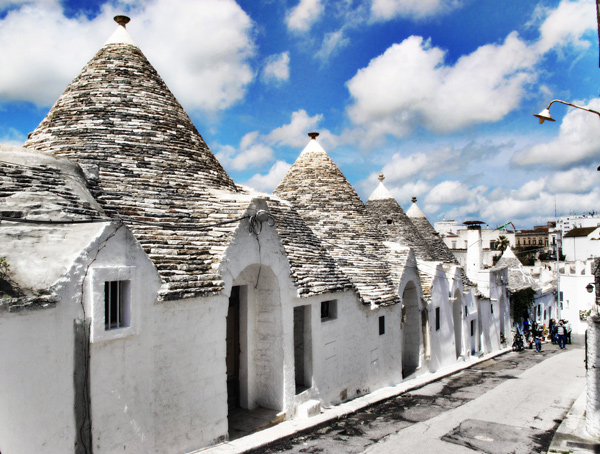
[286,0,323,32]
[346,33,537,140]
[266,110,324,148]
[511,99,600,169]
[315,29,350,61]
[425,180,471,205]
[216,132,275,171]
[0,0,256,113]
[245,160,292,193]
[534,0,596,54]
[261,52,290,84]
[370,0,463,21]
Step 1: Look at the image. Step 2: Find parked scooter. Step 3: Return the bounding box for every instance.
[512,332,524,351]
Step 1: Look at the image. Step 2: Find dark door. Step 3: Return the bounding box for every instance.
[226,286,240,410]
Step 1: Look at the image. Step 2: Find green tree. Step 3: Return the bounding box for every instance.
[496,235,510,254]
[510,287,536,320]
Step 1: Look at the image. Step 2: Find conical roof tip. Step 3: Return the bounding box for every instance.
[406,196,426,218]
[368,174,394,201]
[104,15,137,47]
[299,135,328,156]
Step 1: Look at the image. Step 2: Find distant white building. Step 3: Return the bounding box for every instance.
[557,214,600,236]
[562,227,600,262]
[435,221,516,268]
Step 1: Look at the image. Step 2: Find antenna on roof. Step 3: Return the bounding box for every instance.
[308,132,319,140]
[114,15,131,27]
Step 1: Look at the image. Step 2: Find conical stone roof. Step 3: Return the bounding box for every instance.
[406,197,459,264]
[24,19,237,208]
[366,175,435,262]
[22,18,244,301]
[274,135,399,307]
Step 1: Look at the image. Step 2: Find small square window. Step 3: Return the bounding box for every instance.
[321,300,337,321]
[435,307,440,331]
[379,316,385,335]
[104,281,130,330]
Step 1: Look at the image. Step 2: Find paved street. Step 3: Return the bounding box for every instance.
[255,343,585,454]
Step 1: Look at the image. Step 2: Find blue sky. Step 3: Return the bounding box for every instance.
[0,0,598,229]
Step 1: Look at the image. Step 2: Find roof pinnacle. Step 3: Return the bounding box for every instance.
[308,132,319,140]
[412,196,417,203]
[114,15,130,27]
[378,173,385,182]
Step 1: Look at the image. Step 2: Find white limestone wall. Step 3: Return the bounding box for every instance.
[151,294,229,453]
[84,227,162,454]
[428,267,455,372]
[586,314,600,437]
[0,296,78,454]
[561,271,596,336]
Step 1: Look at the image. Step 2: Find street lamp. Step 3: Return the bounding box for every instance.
[534,99,600,124]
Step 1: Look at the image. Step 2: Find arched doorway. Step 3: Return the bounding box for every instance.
[402,282,421,378]
[227,265,284,424]
[452,292,463,359]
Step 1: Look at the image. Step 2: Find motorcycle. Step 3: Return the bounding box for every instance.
[512,332,524,351]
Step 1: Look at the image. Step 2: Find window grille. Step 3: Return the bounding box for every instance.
[104,281,130,330]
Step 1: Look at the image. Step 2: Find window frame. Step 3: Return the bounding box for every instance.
[89,266,137,343]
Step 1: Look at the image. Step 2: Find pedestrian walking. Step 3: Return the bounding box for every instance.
[565,320,572,344]
[533,322,543,352]
[549,318,557,344]
[556,320,566,349]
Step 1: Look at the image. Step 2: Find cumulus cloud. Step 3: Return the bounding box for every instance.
[512,99,600,169]
[286,0,323,32]
[0,0,256,113]
[534,0,596,53]
[370,0,463,21]
[244,160,292,193]
[346,33,537,140]
[261,52,290,84]
[216,110,330,177]
[216,131,275,171]
[266,110,324,148]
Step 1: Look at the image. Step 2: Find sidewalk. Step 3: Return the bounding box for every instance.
[194,348,512,454]
[547,389,600,454]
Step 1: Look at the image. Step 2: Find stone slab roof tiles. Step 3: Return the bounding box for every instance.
[366,178,435,262]
[406,198,475,291]
[19,21,246,300]
[273,137,400,307]
[0,147,110,310]
[494,247,540,292]
[267,198,353,297]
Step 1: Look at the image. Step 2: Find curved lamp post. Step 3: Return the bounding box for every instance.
[534,99,600,124]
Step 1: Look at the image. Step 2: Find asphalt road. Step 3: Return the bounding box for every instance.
[254,342,586,454]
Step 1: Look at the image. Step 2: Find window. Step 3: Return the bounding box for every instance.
[379,316,385,335]
[386,219,393,225]
[537,305,541,316]
[533,239,536,245]
[104,281,130,330]
[89,266,137,343]
[452,241,457,249]
[490,241,496,250]
[321,300,337,321]
[491,302,494,314]
[559,291,564,302]
[464,305,468,318]
[435,307,440,331]
[470,320,475,336]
